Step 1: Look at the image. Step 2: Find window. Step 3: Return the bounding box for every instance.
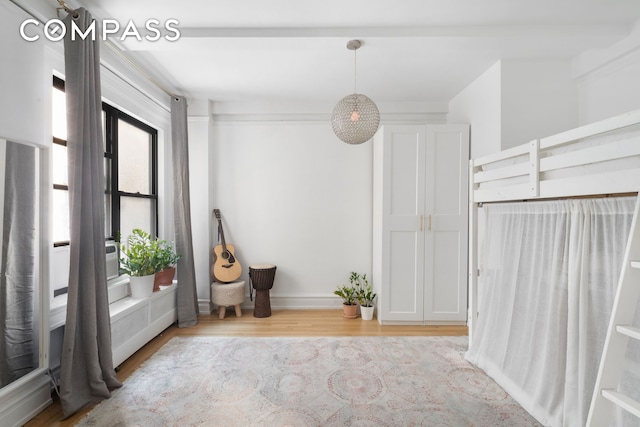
[52,76,158,246]
[52,77,70,245]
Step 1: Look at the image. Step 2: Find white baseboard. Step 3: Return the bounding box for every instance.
[200,294,343,315]
[379,320,467,326]
[0,369,51,427]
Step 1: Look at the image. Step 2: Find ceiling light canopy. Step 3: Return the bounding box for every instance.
[331,40,380,145]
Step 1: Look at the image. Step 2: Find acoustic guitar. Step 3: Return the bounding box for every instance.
[211,209,242,283]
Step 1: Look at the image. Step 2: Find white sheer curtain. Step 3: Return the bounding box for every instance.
[466,196,639,426]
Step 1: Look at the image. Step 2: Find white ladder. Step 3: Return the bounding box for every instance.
[587,195,640,426]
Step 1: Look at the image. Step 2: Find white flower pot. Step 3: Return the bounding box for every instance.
[129,274,155,299]
[361,305,374,321]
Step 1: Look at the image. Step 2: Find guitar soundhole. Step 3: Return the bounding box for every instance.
[222,251,236,263]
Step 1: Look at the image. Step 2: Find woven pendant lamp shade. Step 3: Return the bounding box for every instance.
[331,93,380,145]
[331,40,380,145]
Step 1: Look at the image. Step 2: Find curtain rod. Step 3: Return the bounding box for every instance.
[56,0,78,18]
[52,1,179,102]
[103,40,180,102]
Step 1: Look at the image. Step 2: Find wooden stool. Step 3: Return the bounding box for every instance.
[211,281,245,319]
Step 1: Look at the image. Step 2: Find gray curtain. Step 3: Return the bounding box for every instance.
[60,8,121,418]
[171,96,199,327]
[0,142,37,388]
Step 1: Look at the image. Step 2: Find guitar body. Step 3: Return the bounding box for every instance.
[211,209,242,283]
[211,243,242,283]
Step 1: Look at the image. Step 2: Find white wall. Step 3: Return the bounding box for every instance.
[208,115,373,308]
[448,61,501,159]
[449,58,579,159]
[0,1,47,147]
[185,105,212,312]
[574,20,640,124]
[501,58,578,148]
[452,20,640,161]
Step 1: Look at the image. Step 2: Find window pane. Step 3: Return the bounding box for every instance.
[53,143,68,186]
[118,119,151,194]
[102,111,107,152]
[52,87,66,140]
[119,196,154,244]
[105,193,112,239]
[105,157,112,238]
[104,157,111,190]
[53,189,70,242]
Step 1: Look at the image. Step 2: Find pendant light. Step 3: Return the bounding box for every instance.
[331,40,380,145]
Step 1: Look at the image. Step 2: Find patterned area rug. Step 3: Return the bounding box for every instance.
[77,336,541,426]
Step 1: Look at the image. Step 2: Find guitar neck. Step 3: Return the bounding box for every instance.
[217,219,228,252]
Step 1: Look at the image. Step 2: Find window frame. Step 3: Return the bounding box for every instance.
[103,103,159,241]
[52,76,159,246]
[52,76,69,247]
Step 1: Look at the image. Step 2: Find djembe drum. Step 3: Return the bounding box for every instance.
[249,264,277,318]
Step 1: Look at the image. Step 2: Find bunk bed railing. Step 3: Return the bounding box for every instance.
[471,108,640,203]
[468,108,640,346]
[468,109,640,424]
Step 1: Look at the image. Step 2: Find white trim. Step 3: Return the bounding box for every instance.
[179,23,627,39]
[379,320,467,326]
[0,369,51,427]
[573,20,640,81]
[211,112,448,125]
[0,139,5,266]
[202,294,351,314]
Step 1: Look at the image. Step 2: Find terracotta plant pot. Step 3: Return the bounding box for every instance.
[154,266,176,291]
[342,303,358,319]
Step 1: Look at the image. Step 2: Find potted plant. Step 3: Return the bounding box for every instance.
[120,229,157,299]
[334,284,358,318]
[152,239,180,291]
[356,274,376,321]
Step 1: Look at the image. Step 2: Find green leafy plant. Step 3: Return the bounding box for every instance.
[120,229,180,277]
[153,239,180,272]
[357,282,377,307]
[347,272,376,307]
[335,272,375,306]
[120,229,157,277]
[333,285,358,306]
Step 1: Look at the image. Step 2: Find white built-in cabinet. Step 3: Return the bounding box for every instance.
[373,124,469,325]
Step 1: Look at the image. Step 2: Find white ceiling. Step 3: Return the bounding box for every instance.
[70,0,640,107]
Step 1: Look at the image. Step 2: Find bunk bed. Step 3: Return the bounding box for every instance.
[467,109,640,427]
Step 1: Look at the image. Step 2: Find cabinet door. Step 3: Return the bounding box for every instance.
[377,126,426,322]
[424,125,469,322]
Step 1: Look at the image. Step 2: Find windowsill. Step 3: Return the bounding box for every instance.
[49,275,158,330]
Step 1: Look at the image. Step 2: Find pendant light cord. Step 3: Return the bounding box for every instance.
[353,48,358,94]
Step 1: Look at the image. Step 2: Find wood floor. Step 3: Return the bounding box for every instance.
[25,309,468,427]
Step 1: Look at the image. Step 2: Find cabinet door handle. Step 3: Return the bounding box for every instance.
[419,215,423,232]
[428,214,432,231]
